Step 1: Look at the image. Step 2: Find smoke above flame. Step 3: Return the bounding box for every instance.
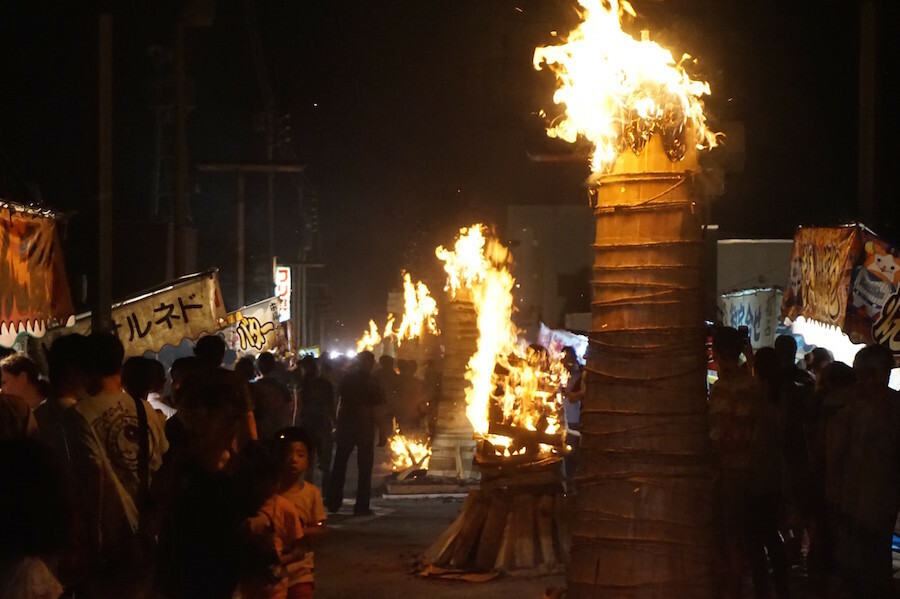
[533,0,718,172]
[435,225,567,448]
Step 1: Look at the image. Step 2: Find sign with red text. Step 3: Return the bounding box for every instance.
[274,265,291,323]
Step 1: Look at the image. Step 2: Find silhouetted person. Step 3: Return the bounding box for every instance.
[773,334,814,562]
[710,328,787,598]
[233,356,258,383]
[0,353,46,410]
[375,354,399,424]
[194,334,227,370]
[0,392,38,440]
[809,360,856,590]
[35,333,90,459]
[298,355,336,489]
[153,370,271,599]
[123,357,174,420]
[831,344,900,598]
[326,351,387,516]
[395,359,426,434]
[253,352,294,440]
[62,333,168,597]
[0,438,75,599]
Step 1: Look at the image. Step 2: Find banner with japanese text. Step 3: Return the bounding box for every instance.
[218,296,283,356]
[0,204,75,347]
[781,225,900,363]
[55,271,226,357]
[719,288,783,349]
[781,226,861,328]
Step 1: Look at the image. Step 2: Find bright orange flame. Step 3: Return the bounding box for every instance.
[533,0,718,173]
[383,314,396,339]
[389,420,431,470]
[395,272,440,345]
[435,225,567,449]
[355,319,382,353]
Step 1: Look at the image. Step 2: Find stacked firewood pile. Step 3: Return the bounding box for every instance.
[424,450,571,574]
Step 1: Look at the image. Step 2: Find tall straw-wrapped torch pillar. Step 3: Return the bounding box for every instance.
[568,132,714,597]
[532,1,720,593]
[428,294,479,480]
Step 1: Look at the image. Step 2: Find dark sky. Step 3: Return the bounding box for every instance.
[1,1,898,345]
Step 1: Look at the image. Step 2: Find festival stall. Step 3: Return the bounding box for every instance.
[0,201,75,348]
[782,224,900,365]
[49,270,226,357]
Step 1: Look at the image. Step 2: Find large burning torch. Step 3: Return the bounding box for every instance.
[534,0,719,596]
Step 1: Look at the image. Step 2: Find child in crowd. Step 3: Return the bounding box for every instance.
[240,442,304,599]
[276,428,327,599]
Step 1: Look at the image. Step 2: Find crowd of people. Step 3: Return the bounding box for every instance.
[1,325,897,598]
[709,328,900,598]
[0,333,433,599]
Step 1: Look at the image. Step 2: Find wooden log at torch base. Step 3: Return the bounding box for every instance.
[567,132,716,598]
[423,446,571,576]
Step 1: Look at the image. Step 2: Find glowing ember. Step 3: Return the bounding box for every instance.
[395,272,440,345]
[435,225,567,452]
[533,0,718,173]
[355,319,382,353]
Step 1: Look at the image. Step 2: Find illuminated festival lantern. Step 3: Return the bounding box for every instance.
[533,0,719,595]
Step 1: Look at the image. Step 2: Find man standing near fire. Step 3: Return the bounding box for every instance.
[560,346,584,486]
[325,351,388,516]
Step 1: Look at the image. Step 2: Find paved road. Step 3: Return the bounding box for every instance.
[312,446,564,598]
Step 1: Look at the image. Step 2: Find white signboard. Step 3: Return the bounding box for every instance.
[274,266,291,323]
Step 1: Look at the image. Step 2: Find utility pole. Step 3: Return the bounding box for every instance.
[243,0,277,266]
[172,18,188,276]
[858,0,877,224]
[94,12,114,334]
[172,2,213,277]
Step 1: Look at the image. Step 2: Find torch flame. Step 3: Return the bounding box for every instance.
[355,273,440,353]
[435,225,567,449]
[395,272,440,345]
[355,319,382,353]
[533,0,718,173]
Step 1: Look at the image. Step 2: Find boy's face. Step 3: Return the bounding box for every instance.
[286,441,309,477]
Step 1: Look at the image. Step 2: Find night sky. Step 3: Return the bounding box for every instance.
[1,1,898,346]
